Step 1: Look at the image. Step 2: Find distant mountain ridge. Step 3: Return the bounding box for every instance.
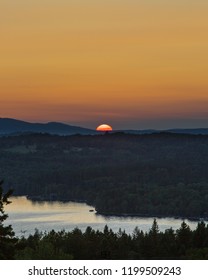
[167,128,208,135]
[0,118,95,135]
[120,128,208,135]
[1,118,208,136]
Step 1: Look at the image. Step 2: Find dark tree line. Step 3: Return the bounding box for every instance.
[14,219,208,260]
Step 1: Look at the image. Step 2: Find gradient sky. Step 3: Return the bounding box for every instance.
[1,0,208,129]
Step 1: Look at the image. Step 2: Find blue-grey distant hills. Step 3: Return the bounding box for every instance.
[166,128,208,135]
[1,118,208,136]
[120,128,208,135]
[0,118,96,135]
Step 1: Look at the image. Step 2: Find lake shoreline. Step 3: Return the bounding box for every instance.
[6,196,205,237]
[96,212,207,223]
[17,195,207,223]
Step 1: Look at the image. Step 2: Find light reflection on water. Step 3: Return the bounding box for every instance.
[5,196,202,237]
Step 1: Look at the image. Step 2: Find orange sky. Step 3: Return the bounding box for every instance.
[1,0,208,129]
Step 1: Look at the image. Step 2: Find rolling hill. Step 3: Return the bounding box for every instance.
[0,118,96,135]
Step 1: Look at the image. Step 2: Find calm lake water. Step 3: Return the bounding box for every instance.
[5,196,202,237]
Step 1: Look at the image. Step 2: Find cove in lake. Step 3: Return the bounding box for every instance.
[5,196,202,237]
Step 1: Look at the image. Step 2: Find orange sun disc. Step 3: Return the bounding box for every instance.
[96,124,113,132]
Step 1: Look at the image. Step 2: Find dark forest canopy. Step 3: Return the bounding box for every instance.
[1,132,208,218]
[14,220,208,260]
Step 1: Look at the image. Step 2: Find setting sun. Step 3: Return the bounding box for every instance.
[96,124,113,132]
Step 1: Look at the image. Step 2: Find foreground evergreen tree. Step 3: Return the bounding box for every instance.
[0,180,17,259]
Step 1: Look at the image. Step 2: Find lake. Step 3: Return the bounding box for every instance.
[5,196,202,237]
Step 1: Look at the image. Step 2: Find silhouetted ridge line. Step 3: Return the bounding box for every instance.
[0,118,96,135]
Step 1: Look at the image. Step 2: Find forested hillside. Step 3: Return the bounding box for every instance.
[1,132,208,218]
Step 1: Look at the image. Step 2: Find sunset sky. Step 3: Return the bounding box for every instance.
[1,0,208,129]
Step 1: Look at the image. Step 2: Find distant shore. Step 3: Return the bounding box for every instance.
[15,195,207,223]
